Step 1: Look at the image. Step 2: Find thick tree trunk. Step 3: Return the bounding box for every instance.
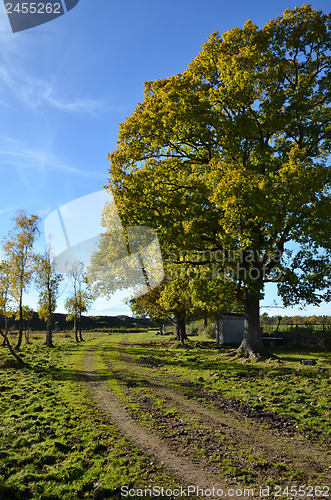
[237,289,268,358]
[176,318,187,345]
[74,317,79,342]
[46,319,54,348]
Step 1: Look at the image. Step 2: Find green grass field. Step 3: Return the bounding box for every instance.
[0,331,330,499]
[0,333,180,499]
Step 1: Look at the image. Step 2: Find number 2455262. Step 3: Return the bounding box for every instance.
[6,3,62,14]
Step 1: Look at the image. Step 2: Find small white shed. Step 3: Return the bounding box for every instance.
[215,313,244,344]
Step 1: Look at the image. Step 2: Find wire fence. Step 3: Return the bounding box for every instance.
[263,323,331,334]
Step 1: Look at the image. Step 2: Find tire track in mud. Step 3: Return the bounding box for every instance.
[111,339,331,487]
[83,338,331,497]
[116,347,331,465]
[83,346,239,497]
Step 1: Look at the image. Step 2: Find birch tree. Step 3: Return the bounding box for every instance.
[65,262,92,342]
[35,248,63,348]
[0,259,23,364]
[0,260,14,342]
[2,210,40,350]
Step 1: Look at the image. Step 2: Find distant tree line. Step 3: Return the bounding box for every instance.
[0,311,155,334]
[261,313,331,327]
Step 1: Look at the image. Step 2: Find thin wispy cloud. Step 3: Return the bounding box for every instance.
[0,63,107,114]
[0,10,129,116]
[46,95,106,114]
[0,141,105,179]
[0,208,13,216]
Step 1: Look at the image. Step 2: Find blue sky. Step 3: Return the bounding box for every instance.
[0,0,330,317]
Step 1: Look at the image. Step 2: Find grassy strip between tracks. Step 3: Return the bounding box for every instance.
[93,332,331,490]
[100,331,331,444]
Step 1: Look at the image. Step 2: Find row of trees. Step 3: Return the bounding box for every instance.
[87,5,331,357]
[0,210,92,363]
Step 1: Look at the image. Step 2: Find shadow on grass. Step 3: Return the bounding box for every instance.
[98,343,273,379]
[15,340,329,391]
[101,342,331,385]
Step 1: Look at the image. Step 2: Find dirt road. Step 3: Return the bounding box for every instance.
[83,338,330,498]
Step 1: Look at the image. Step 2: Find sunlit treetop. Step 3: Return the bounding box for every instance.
[102,5,331,356]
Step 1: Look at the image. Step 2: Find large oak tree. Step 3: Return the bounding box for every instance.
[107,5,331,357]
[129,270,204,344]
